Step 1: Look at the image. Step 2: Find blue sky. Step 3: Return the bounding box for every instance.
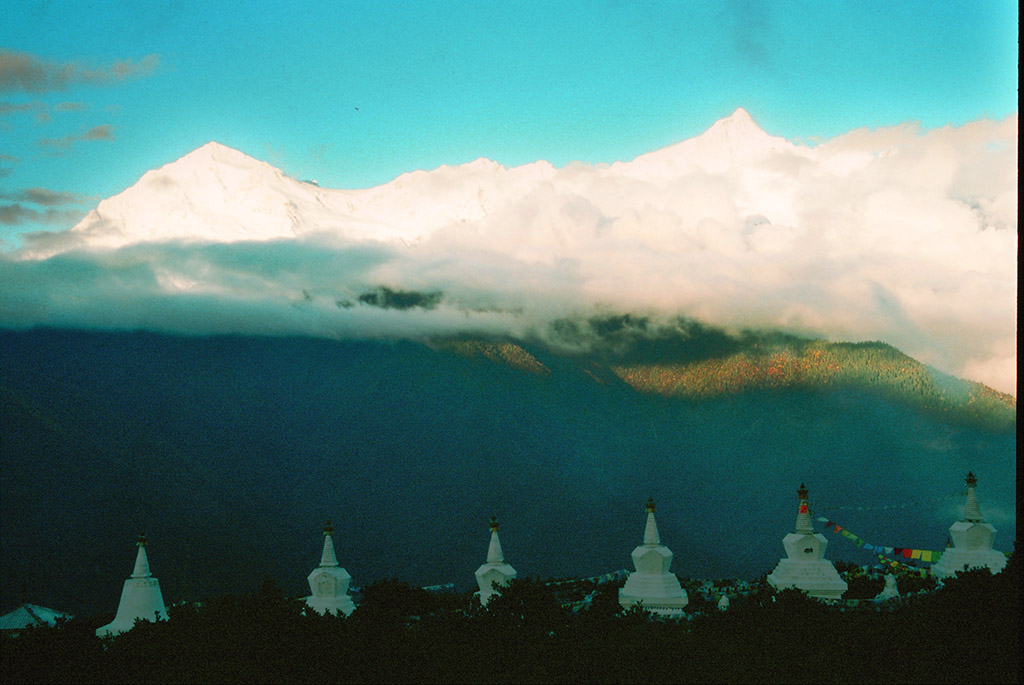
[0,0,1018,245]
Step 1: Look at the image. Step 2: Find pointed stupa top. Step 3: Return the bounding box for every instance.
[963,472,983,522]
[319,520,339,567]
[131,533,152,579]
[795,484,814,534]
[486,516,505,564]
[643,497,661,545]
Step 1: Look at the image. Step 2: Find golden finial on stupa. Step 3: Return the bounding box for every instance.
[797,483,809,501]
[489,516,500,532]
[323,520,334,535]
[646,497,656,513]
[136,532,148,547]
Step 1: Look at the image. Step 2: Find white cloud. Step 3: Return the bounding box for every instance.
[2,111,1017,395]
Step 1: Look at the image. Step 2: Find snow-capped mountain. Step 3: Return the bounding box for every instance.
[64,141,529,249]
[49,108,789,254]
[58,144,562,254]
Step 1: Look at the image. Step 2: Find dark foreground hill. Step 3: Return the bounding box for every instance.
[2,560,1019,684]
[0,327,1016,616]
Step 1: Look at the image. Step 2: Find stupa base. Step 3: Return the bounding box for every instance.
[305,595,356,616]
[931,549,1007,580]
[767,559,847,600]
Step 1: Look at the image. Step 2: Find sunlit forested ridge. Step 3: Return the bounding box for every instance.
[443,318,1016,432]
[610,340,1015,431]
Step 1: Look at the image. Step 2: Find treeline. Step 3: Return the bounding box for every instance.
[610,340,1015,431]
[3,555,1018,684]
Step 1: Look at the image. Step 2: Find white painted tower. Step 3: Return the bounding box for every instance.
[932,472,1007,579]
[96,533,168,637]
[766,484,847,600]
[618,497,688,616]
[305,520,356,616]
[475,517,517,605]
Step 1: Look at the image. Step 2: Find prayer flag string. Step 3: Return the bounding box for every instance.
[875,554,931,578]
[816,517,942,568]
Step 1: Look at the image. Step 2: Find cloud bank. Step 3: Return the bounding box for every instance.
[0,111,1017,395]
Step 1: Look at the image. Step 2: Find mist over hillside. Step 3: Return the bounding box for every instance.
[1,327,1015,617]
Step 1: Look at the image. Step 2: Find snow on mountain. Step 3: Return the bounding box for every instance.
[619,108,800,178]
[52,143,558,255]
[40,109,794,255]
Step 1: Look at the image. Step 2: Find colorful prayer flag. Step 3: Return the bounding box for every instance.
[910,549,922,560]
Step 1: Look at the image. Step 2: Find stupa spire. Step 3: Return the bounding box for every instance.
[963,471,983,522]
[795,483,814,534]
[131,533,152,579]
[319,520,340,567]
[486,516,505,564]
[643,497,661,545]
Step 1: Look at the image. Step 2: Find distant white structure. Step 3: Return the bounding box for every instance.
[618,497,688,616]
[932,472,1007,580]
[475,517,517,606]
[96,533,168,637]
[874,574,900,601]
[717,595,730,611]
[0,603,72,637]
[305,520,356,616]
[766,484,847,600]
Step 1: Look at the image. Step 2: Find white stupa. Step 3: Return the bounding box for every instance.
[932,472,1007,580]
[618,497,688,616]
[874,574,900,602]
[475,517,517,606]
[766,484,847,600]
[96,533,168,637]
[305,520,356,616]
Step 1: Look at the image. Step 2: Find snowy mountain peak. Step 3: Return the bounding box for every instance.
[158,141,279,179]
[623,107,796,178]
[40,110,796,255]
[708,108,762,138]
[702,107,776,148]
[54,142,311,250]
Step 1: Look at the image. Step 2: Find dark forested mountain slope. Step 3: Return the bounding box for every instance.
[1,328,1016,616]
